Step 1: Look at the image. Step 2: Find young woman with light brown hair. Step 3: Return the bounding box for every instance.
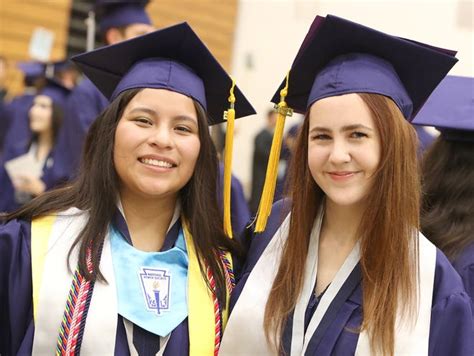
[220,15,473,356]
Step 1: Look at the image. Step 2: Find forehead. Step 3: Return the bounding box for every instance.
[308,93,374,128]
[124,23,154,38]
[124,88,198,117]
[34,95,53,105]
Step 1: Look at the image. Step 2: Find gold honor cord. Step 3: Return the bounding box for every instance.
[223,78,236,238]
[255,72,293,233]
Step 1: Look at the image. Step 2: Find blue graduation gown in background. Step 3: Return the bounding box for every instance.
[0,99,10,156]
[46,78,108,188]
[217,163,251,238]
[452,243,474,311]
[0,212,192,355]
[231,199,474,356]
[1,94,35,159]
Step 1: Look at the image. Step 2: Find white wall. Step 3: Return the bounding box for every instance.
[230,0,473,197]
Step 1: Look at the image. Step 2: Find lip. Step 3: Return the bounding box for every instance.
[138,154,178,170]
[327,171,359,181]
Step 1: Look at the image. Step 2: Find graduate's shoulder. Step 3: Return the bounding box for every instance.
[432,247,471,305]
[0,207,87,245]
[0,217,33,258]
[452,242,474,277]
[67,77,107,106]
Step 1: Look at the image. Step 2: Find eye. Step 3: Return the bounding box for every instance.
[311,133,331,141]
[133,117,153,126]
[175,125,192,133]
[350,131,368,139]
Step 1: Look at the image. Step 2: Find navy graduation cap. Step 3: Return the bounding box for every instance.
[17,61,45,81]
[95,0,152,34]
[412,75,474,142]
[271,14,458,120]
[71,22,256,125]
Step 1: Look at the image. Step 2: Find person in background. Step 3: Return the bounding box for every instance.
[0,79,68,212]
[413,75,474,304]
[0,23,255,355]
[0,56,7,102]
[221,15,472,356]
[47,59,80,90]
[0,56,9,156]
[1,61,45,157]
[46,0,155,188]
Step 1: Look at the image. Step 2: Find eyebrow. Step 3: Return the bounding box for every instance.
[309,124,373,133]
[127,107,198,124]
[128,107,156,116]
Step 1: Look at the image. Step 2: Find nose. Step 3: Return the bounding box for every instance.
[148,125,173,149]
[328,137,351,165]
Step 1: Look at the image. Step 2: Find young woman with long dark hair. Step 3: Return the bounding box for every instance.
[0,80,67,212]
[221,15,473,356]
[0,23,255,355]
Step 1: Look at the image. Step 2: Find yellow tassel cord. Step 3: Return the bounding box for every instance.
[255,72,293,233]
[223,79,236,238]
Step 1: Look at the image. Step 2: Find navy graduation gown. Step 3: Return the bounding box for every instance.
[231,199,474,356]
[1,94,35,158]
[452,243,474,309]
[217,163,251,238]
[0,212,191,355]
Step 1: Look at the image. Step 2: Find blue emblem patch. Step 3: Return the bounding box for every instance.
[139,268,171,315]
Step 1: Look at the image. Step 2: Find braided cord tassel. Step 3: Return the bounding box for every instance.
[55,246,96,356]
[207,250,236,355]
[206,264,222,356]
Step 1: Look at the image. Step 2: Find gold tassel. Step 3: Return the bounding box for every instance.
[255,72,293,233]
[223,78,236,238]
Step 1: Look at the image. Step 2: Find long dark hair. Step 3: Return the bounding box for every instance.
[421,137,474,260]
[2,88,239,305]
[264,93,419,356]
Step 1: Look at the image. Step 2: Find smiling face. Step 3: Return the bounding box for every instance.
[29,95,53,134]
[113,88,201,201]
[307,93,381,208]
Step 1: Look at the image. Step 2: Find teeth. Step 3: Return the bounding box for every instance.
[140,158,173,168]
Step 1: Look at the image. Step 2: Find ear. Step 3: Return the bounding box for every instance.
[105,28,124,45]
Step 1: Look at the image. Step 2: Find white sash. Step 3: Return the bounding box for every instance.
[220,211,437,355]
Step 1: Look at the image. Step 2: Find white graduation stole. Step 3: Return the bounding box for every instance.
[220,211,437,355]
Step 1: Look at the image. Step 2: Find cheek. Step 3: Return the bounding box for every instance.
[362,141,381,171]
[184,138,201,168]
[307,145,325,174]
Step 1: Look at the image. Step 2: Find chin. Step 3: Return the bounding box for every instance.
[324,190,368,208]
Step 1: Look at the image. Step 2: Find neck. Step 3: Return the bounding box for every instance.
[321,199,365,246]
[120,189,178,252]
[35,131,53,160]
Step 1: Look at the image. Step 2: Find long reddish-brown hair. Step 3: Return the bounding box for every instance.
[264,93,420,355]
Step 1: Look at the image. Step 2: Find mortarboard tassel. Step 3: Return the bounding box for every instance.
[223,79,236,238]
[255,72,293,233]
